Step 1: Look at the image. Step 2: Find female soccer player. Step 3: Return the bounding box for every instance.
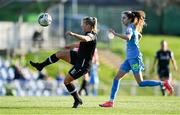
[30,16,97,108]
[99,11,173,107]
[152,40,178,96]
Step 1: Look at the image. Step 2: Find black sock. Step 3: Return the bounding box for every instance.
[65,83,79,101]
[81,79,86,89]
[160,85,165,96]
[40,54,59,68]
[161,88,165,96]
[82,79,88,96]
[84,81,89,96]
[79,79,86,95]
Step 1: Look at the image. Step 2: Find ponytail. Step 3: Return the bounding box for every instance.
[92,17,97,33]
[135,10,146,33]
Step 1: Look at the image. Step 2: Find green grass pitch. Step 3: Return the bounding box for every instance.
[0,96,180,115]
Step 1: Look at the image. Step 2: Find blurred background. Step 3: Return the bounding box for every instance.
[0,0,180,96]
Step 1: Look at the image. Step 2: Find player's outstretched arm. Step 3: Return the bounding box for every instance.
[109,29,130,40]
[171,55,178,71]
[66,31,94,42]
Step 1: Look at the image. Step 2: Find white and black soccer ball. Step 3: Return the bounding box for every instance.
[38,13,52,27]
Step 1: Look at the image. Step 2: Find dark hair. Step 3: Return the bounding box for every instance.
[83,16,97,33]
[123,11,135,23]
[123,10,146,32]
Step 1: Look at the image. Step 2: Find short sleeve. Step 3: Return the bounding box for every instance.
[87,33,95,40]
[170,51,174,58]
[155,51,159,58]
[125,25,133,37]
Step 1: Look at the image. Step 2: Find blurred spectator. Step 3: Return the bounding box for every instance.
[78,48,100,96]
[89,48,99,96]
[11,64,25,80]
[0,56,77,96]
[32,30,44,48]
[55,72,68,95]
[78,73,89,96]
[43,75,55,96]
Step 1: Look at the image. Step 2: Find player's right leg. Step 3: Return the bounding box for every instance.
[99,60,130,107]
[30,50,71,71]
[64,74,83,108]
[66,64,88,108]
[99,60,129,107]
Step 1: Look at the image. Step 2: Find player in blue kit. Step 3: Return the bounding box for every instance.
[99,10,173,107]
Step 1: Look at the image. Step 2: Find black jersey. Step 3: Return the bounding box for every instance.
[77,32,97,61]
[156,50,173,69]
[69,31,97,79]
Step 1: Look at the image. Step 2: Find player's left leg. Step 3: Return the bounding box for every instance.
[66,65,88,108]
[133,72,162,87]
[134,73,174,95]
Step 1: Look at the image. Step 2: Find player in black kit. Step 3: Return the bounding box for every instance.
[30,16,97,108]
[153,40,178,95]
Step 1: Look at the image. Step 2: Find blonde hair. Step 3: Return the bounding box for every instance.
[83,16,97,33]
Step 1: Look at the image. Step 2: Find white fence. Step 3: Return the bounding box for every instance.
[0,21,65,54]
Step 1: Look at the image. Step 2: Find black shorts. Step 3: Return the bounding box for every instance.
[158,68,170,79]
[69,50,90,79]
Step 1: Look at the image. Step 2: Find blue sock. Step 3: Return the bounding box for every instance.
[139,80,162,87]
[110,79,120,102]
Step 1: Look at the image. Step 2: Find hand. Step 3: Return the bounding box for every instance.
[174,66,178,71]
[109,29,116,35]
[66,31,75,36]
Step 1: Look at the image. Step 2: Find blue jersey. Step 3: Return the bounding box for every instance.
[125,23,141,59]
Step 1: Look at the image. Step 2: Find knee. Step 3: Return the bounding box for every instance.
[138,83,142,87]
[138,81,144,87]
[56,51,64,58]
[114,75,121,80]
[64,78,69,85]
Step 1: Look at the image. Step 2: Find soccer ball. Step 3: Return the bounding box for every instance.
[38,13,52,27]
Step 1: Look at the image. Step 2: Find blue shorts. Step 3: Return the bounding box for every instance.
[120,56,144,74]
